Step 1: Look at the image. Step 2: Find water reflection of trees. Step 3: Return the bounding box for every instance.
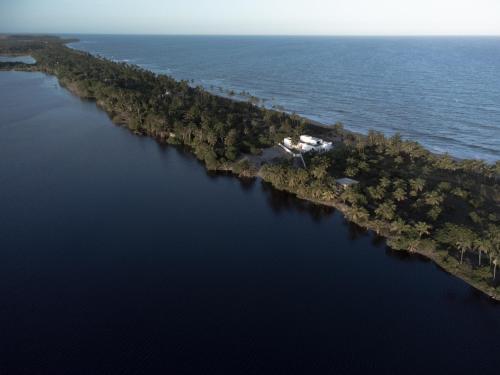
[238,177,256,191]
[260,181,334,222]
[341,218,369,241]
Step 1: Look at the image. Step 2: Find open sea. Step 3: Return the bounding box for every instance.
[68,35,500,162]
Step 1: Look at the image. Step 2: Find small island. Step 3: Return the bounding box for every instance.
[2,35,499,300]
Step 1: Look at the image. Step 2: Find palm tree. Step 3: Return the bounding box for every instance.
[393,188,406,202]
[415,222,431,238]
[367,130,378,146]
[333,122,344,137]
[409,178,425,197]
[375,202,396,222]
[424,191,443,207]
[482,230,499,274]
[451,187,468,199]
[340,188,364,206]
[427,206,442,222]
[454,230,475,264]
[435,153,456,171]
[344,166,359,178]
[206,130,218,147]
[310,156,329,180]
[367,185,384,201]
[348,206,369,223]
[290,118,305,144]
[355,140,367,154]
[321,190,335,202]
[357,160,369,172]
[379,177,391,189]
[407,238,421,253]
[390,218,409,235]
[394,155,404,165]
[456,239,471,264]
[474,238,491,267]
[371,220,385,235]
[388,132,403,155]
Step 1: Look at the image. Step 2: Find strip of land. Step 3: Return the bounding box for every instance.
[1,35,499,300]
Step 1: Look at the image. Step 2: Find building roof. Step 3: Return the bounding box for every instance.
[283,136,333,154]
[336,177,359,186]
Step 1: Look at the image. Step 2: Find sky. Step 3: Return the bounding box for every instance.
[1,0,500,35]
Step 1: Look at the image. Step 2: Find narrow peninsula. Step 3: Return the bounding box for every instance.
[2,35,499,300]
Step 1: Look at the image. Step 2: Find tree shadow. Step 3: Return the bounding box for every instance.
[260,181,335,222]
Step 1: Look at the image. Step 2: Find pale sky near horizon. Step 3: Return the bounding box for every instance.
[1,0,499,35]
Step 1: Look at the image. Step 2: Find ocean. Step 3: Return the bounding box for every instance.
[68,35,500,162]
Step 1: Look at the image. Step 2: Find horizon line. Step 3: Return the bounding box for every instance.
[2,32,500,38]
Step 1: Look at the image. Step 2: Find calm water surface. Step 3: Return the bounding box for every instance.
[69,35,500,162]
[0,55,36,64]
[1,71,499,374]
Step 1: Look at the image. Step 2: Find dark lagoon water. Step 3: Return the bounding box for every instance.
[68,35,500,162]
[1,71,500,374]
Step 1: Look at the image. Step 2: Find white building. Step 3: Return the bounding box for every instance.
[283,135,333,153]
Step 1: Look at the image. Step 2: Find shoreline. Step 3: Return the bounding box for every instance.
[0,50,493,166]
[65,39,500,165]
[5,71,500,302]
[1,36,499,301]
[250,172,500,301]
[60,73,500,300]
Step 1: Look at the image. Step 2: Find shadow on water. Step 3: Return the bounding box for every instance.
[60,91,500,309]
[151,139,330,220]
[238,176,257,191]
[260,180,335,222]
[383,245,500,306]
[371,233,386,248]
[132,137,500,308]
[442,286,500,307]
[383,246,432,263]
[341,217,370,241]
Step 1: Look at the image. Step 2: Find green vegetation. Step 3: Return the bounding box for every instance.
[261,129,500,298]
[1,35,499,299]
[1,35,298,171]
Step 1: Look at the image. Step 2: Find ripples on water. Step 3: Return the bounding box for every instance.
[68,35,500,162]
